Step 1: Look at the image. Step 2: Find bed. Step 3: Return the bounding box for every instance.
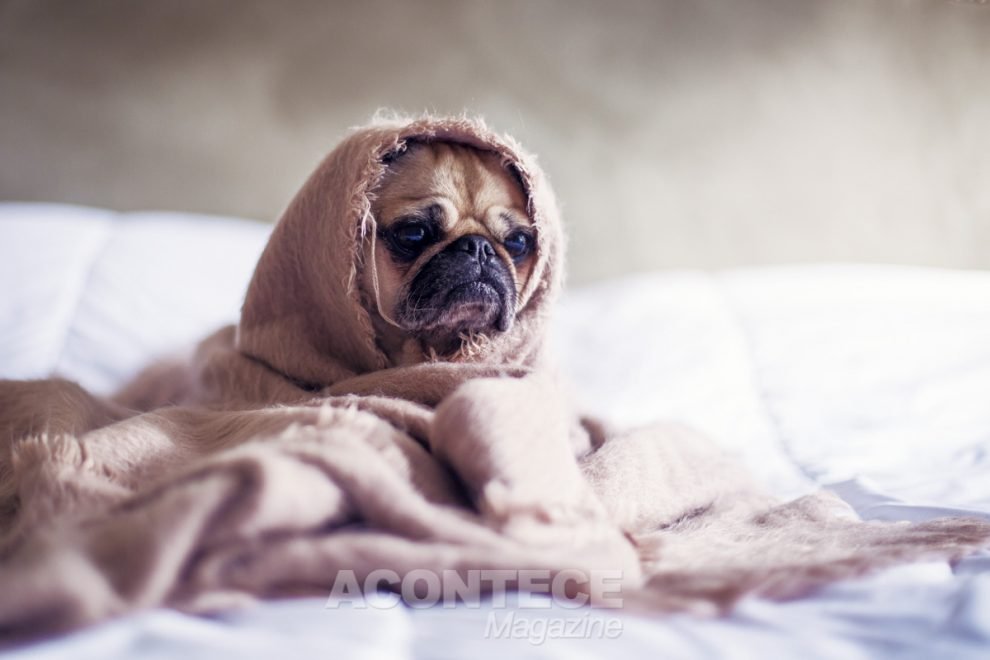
[2,202,988,659]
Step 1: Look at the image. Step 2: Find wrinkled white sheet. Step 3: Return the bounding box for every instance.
[2,203,988,659]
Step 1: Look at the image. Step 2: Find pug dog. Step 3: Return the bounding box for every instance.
[365,141,537,364]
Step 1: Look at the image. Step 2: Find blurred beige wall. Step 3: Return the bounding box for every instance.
[1,0,988,283]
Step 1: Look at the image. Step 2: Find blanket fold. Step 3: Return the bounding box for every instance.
[1,114,988,644]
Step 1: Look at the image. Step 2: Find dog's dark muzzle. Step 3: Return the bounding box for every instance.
[401,234,516,333]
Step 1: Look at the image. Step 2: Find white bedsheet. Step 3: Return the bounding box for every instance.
[1,203,988,659]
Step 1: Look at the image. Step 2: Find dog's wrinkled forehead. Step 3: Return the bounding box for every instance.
[373,141,531,234]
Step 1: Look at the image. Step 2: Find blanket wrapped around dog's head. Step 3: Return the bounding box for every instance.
[1,115,989,645]
[234,115,563,395]
[141,115,568,411]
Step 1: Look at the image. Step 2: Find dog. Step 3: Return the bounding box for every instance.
[364,141,537,363]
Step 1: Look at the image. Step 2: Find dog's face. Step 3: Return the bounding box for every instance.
[366,141,535,359]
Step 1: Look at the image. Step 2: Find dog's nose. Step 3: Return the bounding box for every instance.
[451,234,496,262]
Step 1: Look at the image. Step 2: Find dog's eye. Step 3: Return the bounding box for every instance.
[503,231,532,261]
[384,220,437,261]
[393,223,428,247]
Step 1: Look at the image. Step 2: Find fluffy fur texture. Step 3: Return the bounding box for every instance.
[0,115,988,644]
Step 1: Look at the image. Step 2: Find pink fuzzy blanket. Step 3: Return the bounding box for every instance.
[1,115,987,644]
